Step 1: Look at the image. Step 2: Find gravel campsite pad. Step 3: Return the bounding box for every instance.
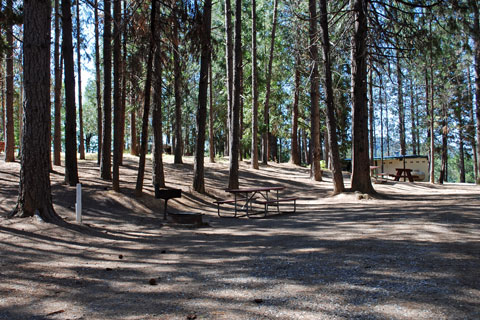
[1,155,479,319]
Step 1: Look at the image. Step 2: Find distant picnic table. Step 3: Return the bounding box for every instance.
[391,168,418,182]
[214,186,297,218]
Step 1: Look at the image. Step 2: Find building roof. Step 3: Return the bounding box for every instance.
[373,155,428,160]
[343,155,428,162]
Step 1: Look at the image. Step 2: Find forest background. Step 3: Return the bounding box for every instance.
[1,0,480,219]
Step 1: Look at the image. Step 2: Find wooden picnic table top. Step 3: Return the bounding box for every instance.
[225,186,285,193]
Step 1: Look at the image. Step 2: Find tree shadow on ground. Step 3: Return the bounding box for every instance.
[1,157,480,319]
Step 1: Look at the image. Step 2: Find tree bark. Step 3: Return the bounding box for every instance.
[262,0,278,164]
[62,0,79,186]
[350,0,374,193]
[467,65,478,181]
[429,67,435,183]
[130,109,137,155]
[438,102,447,184]
[135,1,156,196]
[119,0,127,165]
[173,15,183,164]
[290,52,301,165]
[368,65,374,164]
[228,0,242,189]
[76,0,85,160]
[112,0,122,192]
[308,0,322,181]
[385,89,390,156]
[54,0,62,166]
[319,0,344,193]
[379,75,384,171]
[302,128,308,164]
[225,0,233,157]
[101,0,112,180]
[456,106,466,183]
[410,78,417,155]
[471,0,480,184]
[4,0,15,162]
[193,0,212,193]
[18,72,24,158]
[251,0,259,169]
[152,7,165,189]
[9,0,62,223]
[95,0,102,165]
[1,62,4,143]
[209,60,215,163]
[397,52,406,156]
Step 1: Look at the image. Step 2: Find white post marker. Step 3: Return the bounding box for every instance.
[76,183,82,223]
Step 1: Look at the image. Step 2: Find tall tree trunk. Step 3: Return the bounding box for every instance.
[62,0,79,186]
[467,65,478,180]
[319,0,344,193]
[130,109,137,155]
[429,68,435,183]
[95,0,102,165]
[173,16,183,164]
[4,0,15,162]
[209,60,215,163]
[193,0,212,193]
[10,0,62,222]
[152,9,165,189]
[368,65,374,164]
[428,14,435,184]
[53,0,62,166]
[228,0,242,189]
[135,1,156,196]
[385,92,390,156]
[119,0,127,165]
[302,128,308,164]
[184,108,189,155]
[225,0,233,157]
[308,0,322,181]
[350,0,373,193]
[438,102,447,184]
[251,0,259,169]
[101,0,112,180]
[262,0,278,164]
[397,52,405,156]
[290,52,301,165]
[239,46,244,162]
[1,62,5,142]
[76,0,85,160]
[410,78,417,155]
[112,0,122,191]
[324,130,330,169]
[380,74,384,171]
[471,0,480,184]
[18,68,24,158]
[456,106,466,183]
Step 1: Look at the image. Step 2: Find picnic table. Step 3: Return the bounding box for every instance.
[214,186,297,218]
[370,165,388,184]
[391,168,417,182]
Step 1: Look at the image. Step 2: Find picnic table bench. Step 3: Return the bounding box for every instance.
[391,168,418,182]
[214,186,297,218]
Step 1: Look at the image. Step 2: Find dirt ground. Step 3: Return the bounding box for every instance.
[1,154,479,320]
